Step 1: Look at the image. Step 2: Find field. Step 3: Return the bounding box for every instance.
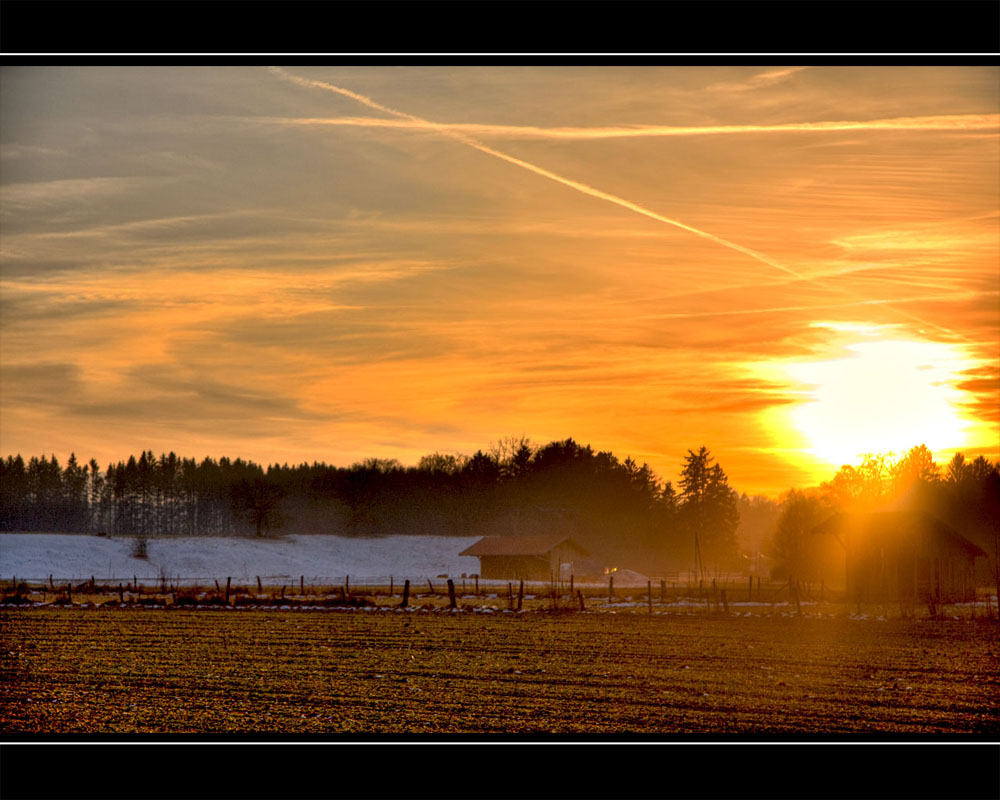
[2,603,998,735]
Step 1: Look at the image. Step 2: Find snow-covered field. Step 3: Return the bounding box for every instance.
[0,533,484,587]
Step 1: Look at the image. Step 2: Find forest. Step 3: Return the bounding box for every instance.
[1,439,997,576]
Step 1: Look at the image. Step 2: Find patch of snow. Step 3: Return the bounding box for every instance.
[0,533,481,586]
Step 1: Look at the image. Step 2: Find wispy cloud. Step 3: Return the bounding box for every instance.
[269,67,977,343]
[705,66,810,92]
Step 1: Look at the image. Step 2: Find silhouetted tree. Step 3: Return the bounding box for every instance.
[678,447,740,574]
[769,490,837,583]
[231,476,285,536]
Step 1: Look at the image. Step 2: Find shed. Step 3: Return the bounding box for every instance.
[459,535,590,582]
[814,510,987,603]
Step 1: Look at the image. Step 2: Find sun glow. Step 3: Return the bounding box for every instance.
[765,325,981,470]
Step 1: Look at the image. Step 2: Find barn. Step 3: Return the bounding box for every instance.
[814,510,987,603]
[459,535,590,582]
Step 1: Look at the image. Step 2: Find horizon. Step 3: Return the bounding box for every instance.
[2,65,998,497]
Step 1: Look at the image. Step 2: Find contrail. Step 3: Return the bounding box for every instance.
[256,113,1000,140]
[268,66,803,281]
[269,67,972,341]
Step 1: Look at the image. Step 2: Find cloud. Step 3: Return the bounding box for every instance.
[0,176,154,212]
[705,66,810,92]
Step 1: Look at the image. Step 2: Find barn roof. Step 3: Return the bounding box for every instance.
[459,535,589,558]
[813,510,987,558]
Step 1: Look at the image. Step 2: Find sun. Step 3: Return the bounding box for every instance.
[761,324,980,471]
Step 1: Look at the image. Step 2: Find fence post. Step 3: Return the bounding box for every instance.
[300,576,304,595]
[346,575,350,595]
[49,575,54,592]
[648,581,653,614]
[225,577,231,605]
[400,580,410,608]
[448,579,457,610]
[570,574,574,597]
[475,575,479,596]
[507,582,513,611]
[119,584,124,605]
[609,575,614,603]
[517,580,524,611]
[721,589,729,614]
[390,576,394,597]
[257,576,262,593]
[661,579,666,603]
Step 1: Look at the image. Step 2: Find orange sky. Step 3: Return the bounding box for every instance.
[1,65,997,496]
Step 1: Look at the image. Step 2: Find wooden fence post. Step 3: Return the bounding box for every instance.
[225,577,231,605]
[721,589,729,614]
[507,582,513,611]
[118,584,124,605]
[577,590,585,611]
[475,575,479,596]
[346,575,350,595]
[570,574,574,597]
[648,581,653,614]
[49,575,54,592]
[300,576,304,595]
[400,580,410,608]
[517,580,524,611]
[661,579,666,603]
[609,575,614,603]
[256,576,262,593]
[448,579,457,610]
[390,576,394,597]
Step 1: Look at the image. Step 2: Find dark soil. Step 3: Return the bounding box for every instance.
[1,608,997,734]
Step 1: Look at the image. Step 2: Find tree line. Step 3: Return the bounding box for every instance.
[0,439,741,571]
[768,445,1000,585]
[3,440,995,577]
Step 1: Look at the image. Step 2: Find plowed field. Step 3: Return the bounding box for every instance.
[1,608,997,734]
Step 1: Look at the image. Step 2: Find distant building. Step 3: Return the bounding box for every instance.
[459,535,590,582]
[814,510,987,603]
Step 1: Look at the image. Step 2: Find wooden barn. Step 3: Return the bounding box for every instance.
[459,535,590,582]
[814,510,987,603]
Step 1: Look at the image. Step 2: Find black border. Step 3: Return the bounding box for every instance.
[1,1,999,58]
[2,741,999,800]
[1,2,998,797]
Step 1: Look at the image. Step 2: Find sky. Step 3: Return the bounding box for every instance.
[1,65,998,497]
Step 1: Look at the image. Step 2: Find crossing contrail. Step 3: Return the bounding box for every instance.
[268,67,973,341]
[268,66,804,281]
